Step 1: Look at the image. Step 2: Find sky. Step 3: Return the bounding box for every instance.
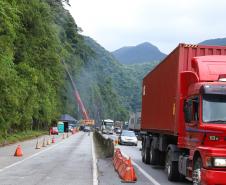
[68,0,226,54]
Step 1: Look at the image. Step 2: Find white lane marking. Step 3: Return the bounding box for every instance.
[91,133,98,185]
[121,151,161,185]
[0,136,68,172]
[132,161,161,185]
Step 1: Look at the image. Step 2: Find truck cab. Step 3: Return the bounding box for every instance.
[180,56,226,184]
[101,119,114,135]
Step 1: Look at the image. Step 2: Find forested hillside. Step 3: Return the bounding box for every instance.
[0,0,86,135]
[79,37,160,117]
[0,0,127,136]
[0,0,160,136]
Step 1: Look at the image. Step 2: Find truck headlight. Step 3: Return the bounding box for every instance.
[214,158,226,167]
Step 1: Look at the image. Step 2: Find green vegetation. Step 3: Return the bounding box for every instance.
[121,62,160,111]
[0,0,93,137]
[81,37,160,116]
[2,0,224,141]
[0,0,138,138]
[0,0,160,139]
[0,130,48,146]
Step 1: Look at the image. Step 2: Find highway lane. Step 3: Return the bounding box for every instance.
[0,132,94,185]
[97,133,151,185]
[118,144,191,185]
[0,134,64,169]
[103,133,191,185]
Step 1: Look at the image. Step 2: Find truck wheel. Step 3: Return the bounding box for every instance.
[192,157,202,185]
[142,145,150,164]
[165,150,180,181]
[142,147,145,162]
[159,152,166,166]
[150,142,160,165]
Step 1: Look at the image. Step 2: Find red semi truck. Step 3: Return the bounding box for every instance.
[141,43,226,185]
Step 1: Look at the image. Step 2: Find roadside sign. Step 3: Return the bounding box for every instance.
[83,119,95,125]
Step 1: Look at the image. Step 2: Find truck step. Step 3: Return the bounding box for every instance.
[185,177,192,181]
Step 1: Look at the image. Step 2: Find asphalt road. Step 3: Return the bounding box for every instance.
[0,132,93,185]
[0,134,64,169]
[0,131,193,185]
[118,143,191,185]
[102,133,192,185]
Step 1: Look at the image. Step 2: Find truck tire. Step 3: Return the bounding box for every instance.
[165,150,180,181]
[192,157,202,185]
[144,146,150,164]
[150,142,160,165]
[141,139,150,164]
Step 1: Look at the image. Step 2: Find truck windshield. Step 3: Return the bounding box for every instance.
[104,122,113,126]
[203,94,226,123]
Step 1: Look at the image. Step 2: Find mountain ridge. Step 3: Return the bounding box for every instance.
[112,42,166,65]
[199,37,226,46]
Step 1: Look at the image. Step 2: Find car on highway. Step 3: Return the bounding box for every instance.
[50,127,59,135]
[83,126,91,132]
[68,125,74,132]
[114,127,122,135]
[118,130,138,146]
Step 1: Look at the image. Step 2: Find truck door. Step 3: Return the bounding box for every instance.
[184,96,200,148]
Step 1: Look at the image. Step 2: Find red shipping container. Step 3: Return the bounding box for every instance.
[141,43,226,135]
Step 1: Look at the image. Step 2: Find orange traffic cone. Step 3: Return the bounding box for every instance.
[120,158,137,182]
[42,137,47,147]
[114,139,118,145]
[47,138,51,145]
[35,139,41,149]
[14,145,23,157]
[52,136,56,143]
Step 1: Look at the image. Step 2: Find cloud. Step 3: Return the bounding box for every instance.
[68,0,226,53]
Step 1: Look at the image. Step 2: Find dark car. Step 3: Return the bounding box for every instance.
[79,125,85,131]
[114,128,122,134]
[83,126,91,132]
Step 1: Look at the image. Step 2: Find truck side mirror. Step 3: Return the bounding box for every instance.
[184,100,192,123]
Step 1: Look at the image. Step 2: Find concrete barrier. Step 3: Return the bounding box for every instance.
[93,131,114,157]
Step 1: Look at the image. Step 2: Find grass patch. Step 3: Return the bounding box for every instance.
[0,130,48,146]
